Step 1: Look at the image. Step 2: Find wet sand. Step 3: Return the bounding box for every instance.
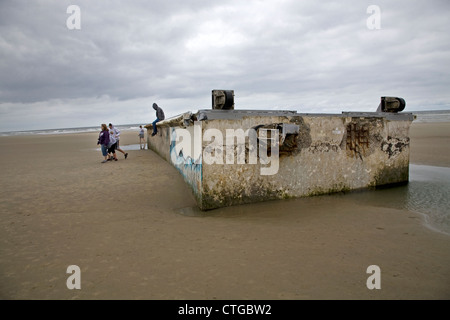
[409,122,450,167]
[0,122,449,300]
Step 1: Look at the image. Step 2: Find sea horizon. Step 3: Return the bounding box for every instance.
[0,123,146,137]
[1,109,450,137]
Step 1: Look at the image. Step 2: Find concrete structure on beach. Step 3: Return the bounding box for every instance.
[145,92,414,210]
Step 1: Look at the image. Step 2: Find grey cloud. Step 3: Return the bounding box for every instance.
[0,0,450,131]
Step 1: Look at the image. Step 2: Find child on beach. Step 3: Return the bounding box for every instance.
[97,124,110,163]
[109,123,128,159]
[139,125,145,149]
[107,129,118,161]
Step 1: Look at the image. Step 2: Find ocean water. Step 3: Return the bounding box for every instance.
[413,110,450,123]
[407,165,450,235]
[0,124,144,137]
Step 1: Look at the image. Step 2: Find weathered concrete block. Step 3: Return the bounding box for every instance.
[145,110,414,210]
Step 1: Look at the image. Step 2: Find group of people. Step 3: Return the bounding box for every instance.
[97,123,129,163]
[97,103,165,163]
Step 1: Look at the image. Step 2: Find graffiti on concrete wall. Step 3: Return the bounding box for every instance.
[169,127,202,195]
[381,136,410,158]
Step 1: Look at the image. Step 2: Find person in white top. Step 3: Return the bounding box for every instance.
[109,123,128,159]
[107,129,118,161]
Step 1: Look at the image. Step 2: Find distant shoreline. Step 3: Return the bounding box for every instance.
[0,123,145,137]
[1,110,450,136]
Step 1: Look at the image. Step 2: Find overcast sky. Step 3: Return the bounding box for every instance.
[1,0,450,131]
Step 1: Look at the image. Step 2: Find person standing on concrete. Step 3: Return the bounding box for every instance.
[109,123,128,159]
[151,103,165,136]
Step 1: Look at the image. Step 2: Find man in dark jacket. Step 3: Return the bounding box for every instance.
[151,103,165,136]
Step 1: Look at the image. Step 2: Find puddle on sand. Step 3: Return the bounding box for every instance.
[94,144,146,151]
[174,164,450,235]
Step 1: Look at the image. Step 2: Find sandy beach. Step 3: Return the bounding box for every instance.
[0,121,449,300]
